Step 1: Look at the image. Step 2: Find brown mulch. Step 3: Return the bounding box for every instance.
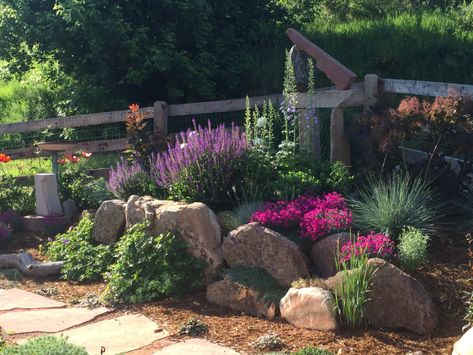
[1,230,472,354]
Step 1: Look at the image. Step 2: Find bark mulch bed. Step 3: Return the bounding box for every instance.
[1,230,471,354]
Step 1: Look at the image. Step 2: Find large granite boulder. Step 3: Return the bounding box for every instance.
[206,275,276,320]
[310,232,350,278]
[453,327,473,355]
[222,223,310,287]
[325,258,438,335]
[92,199,126,244]
[280,287,337,330]
[125,195,223,283]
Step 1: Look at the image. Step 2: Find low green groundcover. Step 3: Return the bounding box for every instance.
[1,336,87,355]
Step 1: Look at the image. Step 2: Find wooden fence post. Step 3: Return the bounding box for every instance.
[330,107,351,166]
[153,101,168,144]
[364,74,379,112]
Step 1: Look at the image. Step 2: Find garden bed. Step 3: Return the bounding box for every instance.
[3,227,471,355]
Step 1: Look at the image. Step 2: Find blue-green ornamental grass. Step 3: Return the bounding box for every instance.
[397,226,429,271]
[350,174,441,239]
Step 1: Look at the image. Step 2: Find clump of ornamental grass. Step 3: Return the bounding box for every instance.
[397,226,429,271]
[333,242,377,329]
[108,158,162,200]
[350,174,441,239]
[150,120,247,206]
[223,197,263,231]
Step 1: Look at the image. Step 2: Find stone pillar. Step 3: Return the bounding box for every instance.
[330,107,351,166]
[34,173,62,216]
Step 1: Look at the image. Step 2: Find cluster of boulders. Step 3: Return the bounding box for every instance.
[92,196,439,336]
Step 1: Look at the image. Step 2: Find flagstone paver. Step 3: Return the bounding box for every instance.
[56,314,169,355]
[153,338,241,355]
[0,307,109,333]
[0,288,65,311]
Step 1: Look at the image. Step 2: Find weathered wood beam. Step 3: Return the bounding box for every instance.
[380,78,473,98]
[286,28,357,90]
[0,253,63,278]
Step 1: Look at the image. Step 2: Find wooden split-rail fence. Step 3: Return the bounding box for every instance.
[1,75,473,165]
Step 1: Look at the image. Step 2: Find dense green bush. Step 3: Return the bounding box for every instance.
[59,169,113,210]
[46,215,114,283]
[103,222,206,304]
[350,174,441,239]
[1,335,87,355]
[0,175,35,215]
[397,226,430,271]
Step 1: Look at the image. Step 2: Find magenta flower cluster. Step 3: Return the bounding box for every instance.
[250,192,352,241]
[339,232,395,263]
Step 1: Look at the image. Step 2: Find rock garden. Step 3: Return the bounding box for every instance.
[0,49,472,355]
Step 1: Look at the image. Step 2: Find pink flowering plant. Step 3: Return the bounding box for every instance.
[339,232,395,263]
[250,192,352,241]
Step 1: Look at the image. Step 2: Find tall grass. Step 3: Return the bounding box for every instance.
[350,174,441,239]
[333,242,376,329]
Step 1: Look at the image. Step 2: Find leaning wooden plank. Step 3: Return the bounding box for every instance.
[0,253,63,278]
[0,107,153,135]
[380,78,473,97]
[286,28,357,90]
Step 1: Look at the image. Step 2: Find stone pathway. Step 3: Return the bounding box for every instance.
[0,288,241,355]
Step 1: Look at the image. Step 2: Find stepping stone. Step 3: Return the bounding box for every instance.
[0,307,108,333]
[154,339,240,355]
[56,314,168,355]
[0,288,65,311]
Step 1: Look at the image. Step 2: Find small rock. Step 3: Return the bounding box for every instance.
[222,223,310,287]
[92,200,126,244]
[310,232,350,278]
[206,276,276,319]
[279,287,337,330]
[452,327,473,355]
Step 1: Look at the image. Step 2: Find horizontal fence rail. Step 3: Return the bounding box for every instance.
[1,76,472,160]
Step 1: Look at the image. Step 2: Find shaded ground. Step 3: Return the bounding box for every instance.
[1,228,471,354]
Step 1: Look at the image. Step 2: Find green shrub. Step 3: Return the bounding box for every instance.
[350,174,440,239]
[224,266,287,304]
[333,243,376,329]
[178,318,208,336]
[103,222,206,304]
[397,226,429,271]
[1,335,87,355]
[293,347,334,355]
[59,169,113,210]
[45,215,114,283]
[0,175,35,215]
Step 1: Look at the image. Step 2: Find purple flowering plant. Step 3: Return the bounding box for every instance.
[150,120,247,205]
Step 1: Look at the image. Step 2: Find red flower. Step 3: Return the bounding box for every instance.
[81,151,92,159]
[57,157,67,165]
[0,153,11,163]
[64,154,80,164]
[129,103,139,113]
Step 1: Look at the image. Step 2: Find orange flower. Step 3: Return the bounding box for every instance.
[81,151,92,159]
[129,103,139,113]
[57,157,67,165]
[0,153,11,163]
